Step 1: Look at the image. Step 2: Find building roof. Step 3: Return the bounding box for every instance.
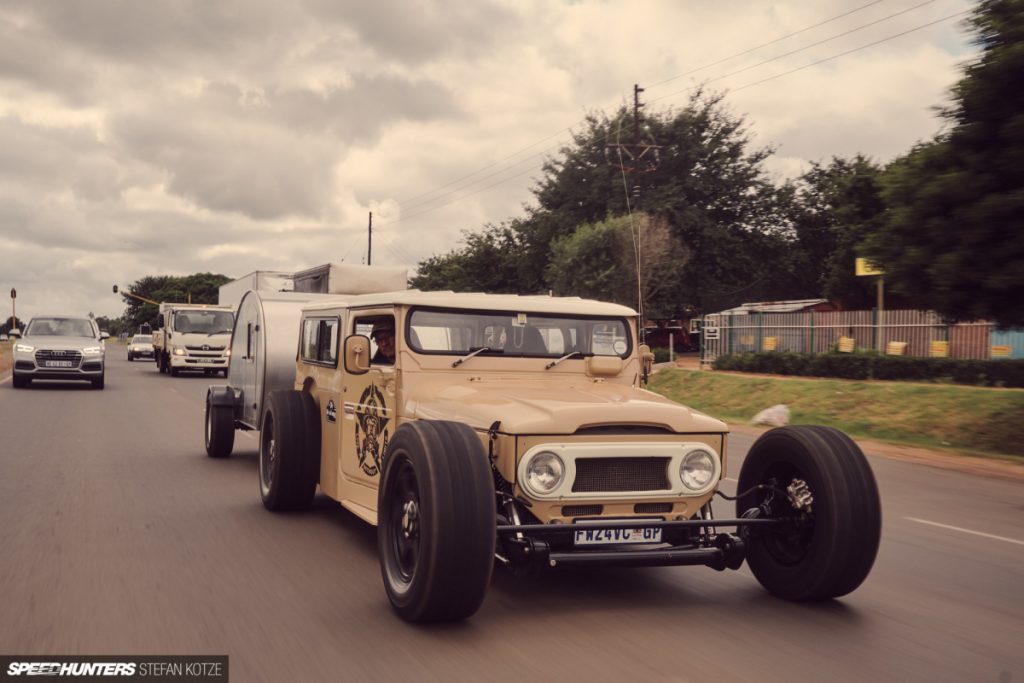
[712,298,830,315]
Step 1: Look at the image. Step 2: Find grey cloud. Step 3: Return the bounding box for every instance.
[304,0,521,63]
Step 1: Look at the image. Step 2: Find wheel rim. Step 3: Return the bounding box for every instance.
[204,401,212,449]
[756,462,815,565]
[260,415,276,494]
[386,456,421,587]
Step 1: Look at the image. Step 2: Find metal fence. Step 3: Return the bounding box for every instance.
[700,309,1024,363]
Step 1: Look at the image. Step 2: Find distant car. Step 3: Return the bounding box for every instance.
[0,334,9,342]
[127,334,155,361]
[10,315,108,389]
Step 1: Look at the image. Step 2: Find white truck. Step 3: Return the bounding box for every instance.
[153,303,235,377]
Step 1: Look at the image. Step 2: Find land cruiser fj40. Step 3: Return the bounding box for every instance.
[205,291,881,621]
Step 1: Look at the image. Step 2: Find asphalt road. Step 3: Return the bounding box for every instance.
[1,353,1022,682]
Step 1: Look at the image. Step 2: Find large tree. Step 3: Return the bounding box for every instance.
[866,0,1024,326]
[790,156,887,309]
[415,91,804,315]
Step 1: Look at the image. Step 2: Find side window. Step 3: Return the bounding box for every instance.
[301,317,339,366]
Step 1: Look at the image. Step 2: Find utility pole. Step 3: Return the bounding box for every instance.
[367,212,373,266]
[9,287,15,333]
[605,84,661,341]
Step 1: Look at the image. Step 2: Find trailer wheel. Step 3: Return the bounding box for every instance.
[737,425,881,601]
[205,390,235,458]
[377,421,495,622]
[259,390,320,511]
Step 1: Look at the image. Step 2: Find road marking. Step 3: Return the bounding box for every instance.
[905,517,1024,547]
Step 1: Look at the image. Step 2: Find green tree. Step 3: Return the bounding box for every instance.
[790,156,887,309]
[417,91,803,315]
[866,0,1024,326]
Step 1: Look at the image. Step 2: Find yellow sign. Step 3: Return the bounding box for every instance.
[930,340,949,358]
[991,345,1011,358]
[855,258,884,276]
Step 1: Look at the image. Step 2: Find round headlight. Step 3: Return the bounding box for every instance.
[525,451,564,495]
[680,449,716,491]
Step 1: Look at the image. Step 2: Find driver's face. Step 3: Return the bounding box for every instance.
[374,331,395,359]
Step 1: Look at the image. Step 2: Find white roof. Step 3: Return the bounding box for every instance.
[301,290,638,317]
[713,298,829,315]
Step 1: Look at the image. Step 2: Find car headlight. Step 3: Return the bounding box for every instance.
[173,346,186,356]
[679,449,716,491]
[82,346,103,355]
[225,349,231,357]
[15,343,34,353]
[524,451,564,495]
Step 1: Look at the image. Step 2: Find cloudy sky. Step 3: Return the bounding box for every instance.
[0,0,975,321]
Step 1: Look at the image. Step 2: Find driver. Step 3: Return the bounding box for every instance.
[370,320,396,364]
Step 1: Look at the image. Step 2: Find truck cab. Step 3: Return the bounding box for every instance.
[154,303,235,376]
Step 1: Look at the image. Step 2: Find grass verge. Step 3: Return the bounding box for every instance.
[0,341,11,377]
[648,368,1024,460]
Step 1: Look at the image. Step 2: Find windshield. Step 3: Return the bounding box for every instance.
[26,317,96,338]
[407,308,632,358]
[173,310,234,334]
[132,335,153,343]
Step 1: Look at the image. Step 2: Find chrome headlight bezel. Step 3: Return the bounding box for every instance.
[679,448,717,492]
[522,451,565,497]
[15,343,35,354]
[82,346,103,356]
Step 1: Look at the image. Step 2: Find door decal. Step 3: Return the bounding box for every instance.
[355,385,390,476]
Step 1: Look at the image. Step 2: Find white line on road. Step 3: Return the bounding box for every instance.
[905,517,1024,547]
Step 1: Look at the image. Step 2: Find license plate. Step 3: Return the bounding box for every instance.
[44,361,74,368]
[195,359,219,364]
[573,527,662,546]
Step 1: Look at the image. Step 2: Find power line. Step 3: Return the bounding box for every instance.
[386,1,905,219]
[374,4,968,259]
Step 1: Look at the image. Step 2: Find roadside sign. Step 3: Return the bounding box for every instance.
[855,258,884,276]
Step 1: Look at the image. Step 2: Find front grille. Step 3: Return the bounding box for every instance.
[635,502,673,514]
[571,457,670,493]
[185,345,225,351]
[562,504,603,517]
[35,350,82,366]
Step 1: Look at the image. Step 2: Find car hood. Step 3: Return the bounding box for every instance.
[18,335,101,349]
[404,379,727,435]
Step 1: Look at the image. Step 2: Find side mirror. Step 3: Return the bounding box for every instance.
[9,329,21,339]
[638,344,655,384]
[100,331,110,340]
[156,313,165,328]
[344,335,371,375]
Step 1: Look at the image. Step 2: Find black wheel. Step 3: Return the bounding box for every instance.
[205,391,235,458]
[378,421,495,622]
[128,353,133,361]
[92,373,105,390]
[12,374,29,388]
[259,390,320,511]
[737,425,881,601]
[170,365,180,377]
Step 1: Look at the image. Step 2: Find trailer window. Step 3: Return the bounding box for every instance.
[301,317,339,366]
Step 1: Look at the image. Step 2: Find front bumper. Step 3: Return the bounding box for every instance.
[14,360,104,381]
[497,517,781,571]
[169,355,228,369]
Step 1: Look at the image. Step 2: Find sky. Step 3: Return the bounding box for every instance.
[0,0,976,322]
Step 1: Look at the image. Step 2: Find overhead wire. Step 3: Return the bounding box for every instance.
[373,3,968,262]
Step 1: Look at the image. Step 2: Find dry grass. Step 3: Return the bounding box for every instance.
[649,368,1024,460]
[0,341,12,376]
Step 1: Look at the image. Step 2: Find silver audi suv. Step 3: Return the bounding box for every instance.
[10,315,109,389]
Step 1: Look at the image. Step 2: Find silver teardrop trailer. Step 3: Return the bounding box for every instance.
[204,290,341,457]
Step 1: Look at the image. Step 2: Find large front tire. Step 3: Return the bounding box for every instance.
[205,390,235,458]
[737,425,881,601]
[259,391,320,511]
[377,420,495,622]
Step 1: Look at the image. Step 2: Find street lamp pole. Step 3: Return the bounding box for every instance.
[9,288,15,333]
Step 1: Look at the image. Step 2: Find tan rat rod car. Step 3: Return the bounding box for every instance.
[205,291,881,622]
